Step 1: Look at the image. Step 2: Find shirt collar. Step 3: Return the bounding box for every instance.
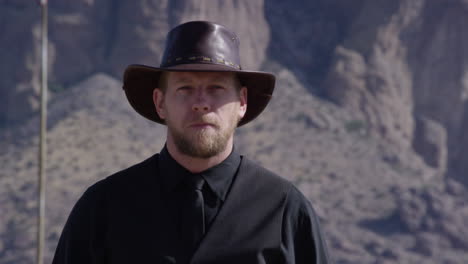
[158,145,240,201]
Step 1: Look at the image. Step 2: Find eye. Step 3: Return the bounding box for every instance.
[176,86,192,92]
[208,85,225,91]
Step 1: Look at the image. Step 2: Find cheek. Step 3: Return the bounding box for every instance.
[220,103,242,120]
[165,105,182,120]
[164,95,185,114]
[167,103,193,124]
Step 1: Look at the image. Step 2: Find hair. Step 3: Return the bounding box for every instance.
[156,71,243,95]
[156,71,169,93]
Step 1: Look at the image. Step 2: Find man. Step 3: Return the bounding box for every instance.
[53,21,330,264]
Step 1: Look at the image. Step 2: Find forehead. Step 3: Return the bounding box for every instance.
[166,71,237,84]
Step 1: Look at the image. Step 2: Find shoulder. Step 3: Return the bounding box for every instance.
[105,153,159,183]
[239,156,317,211]
[275,177,331,263]
[240,156,320,204]
[93,153,159,189]
[281,184,320,225]
[79,153,160,203]
[240,156,293,189]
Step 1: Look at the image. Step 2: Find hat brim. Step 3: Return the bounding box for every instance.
[122,63,275,127]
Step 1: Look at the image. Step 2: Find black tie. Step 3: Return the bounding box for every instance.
[181,175,205,259]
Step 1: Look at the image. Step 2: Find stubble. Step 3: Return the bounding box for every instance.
[167,114,239,159]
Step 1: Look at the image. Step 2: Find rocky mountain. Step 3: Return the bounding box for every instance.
[1,0,468,263]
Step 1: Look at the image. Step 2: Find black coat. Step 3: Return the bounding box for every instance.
[52,154,330,263]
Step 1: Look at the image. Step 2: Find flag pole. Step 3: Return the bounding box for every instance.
[37,0,48,264]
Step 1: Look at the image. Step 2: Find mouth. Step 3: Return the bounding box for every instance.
[188,122,216,129]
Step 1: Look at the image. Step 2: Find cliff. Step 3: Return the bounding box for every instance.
[1,0,468,263]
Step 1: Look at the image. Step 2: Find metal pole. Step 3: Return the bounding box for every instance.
[37,1,48,264]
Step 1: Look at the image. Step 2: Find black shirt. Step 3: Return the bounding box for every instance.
[52,148,331,264]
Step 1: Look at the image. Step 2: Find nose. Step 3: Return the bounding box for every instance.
[191,94,210,113]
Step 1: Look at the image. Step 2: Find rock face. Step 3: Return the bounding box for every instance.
[324,1,417,151]
[0,0,42,125]
[2,0,468,264]
[266,0,468,184]
[412,116,447,173]
[405,0,468,185]
[322,0,468,184]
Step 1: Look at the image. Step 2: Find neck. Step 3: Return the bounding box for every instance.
[166,138,234,173]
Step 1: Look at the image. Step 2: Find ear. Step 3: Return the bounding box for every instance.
[153,88,166,119]
[238,86,248,118]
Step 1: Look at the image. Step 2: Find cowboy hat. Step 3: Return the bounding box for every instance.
[122,21,275,126]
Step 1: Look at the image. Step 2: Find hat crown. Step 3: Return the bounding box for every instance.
[161,21,242,70]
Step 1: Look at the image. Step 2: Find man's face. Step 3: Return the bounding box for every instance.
[153,71,247,158]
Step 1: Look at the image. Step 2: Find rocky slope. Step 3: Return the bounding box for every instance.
[2,0,468,263]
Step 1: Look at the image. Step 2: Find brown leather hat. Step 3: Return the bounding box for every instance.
[123,21,275,126]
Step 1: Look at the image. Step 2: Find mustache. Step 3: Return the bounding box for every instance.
[189,116,219,127]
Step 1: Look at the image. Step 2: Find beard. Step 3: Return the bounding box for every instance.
[166,114,239,159]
